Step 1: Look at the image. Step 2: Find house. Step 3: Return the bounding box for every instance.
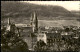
[6,18,19,33]
[37,33,47,43]
[46,33,61,42]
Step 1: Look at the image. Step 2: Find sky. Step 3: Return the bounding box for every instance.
[21,1,80,11]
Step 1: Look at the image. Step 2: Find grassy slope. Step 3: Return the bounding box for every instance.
[1,1,80,27]
[1,1,80,20]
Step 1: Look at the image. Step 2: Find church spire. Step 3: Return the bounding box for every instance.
[8,17,10,25]
[30,13,33,26]
[32,11,38,33]
[33,12,36,19]
[33,11,38,23]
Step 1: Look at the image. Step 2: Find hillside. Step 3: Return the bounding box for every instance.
[1,1,80,20]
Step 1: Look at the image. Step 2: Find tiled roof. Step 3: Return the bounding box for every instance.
[46,33,61,38]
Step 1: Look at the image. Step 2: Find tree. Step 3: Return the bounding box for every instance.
[35,40,46,51]
[1,27,29,52]
[64,28,70,32]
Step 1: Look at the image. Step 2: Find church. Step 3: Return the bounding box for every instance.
[29,12,47,50]
[5,12,49,50]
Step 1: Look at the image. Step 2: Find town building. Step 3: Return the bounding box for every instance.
[6,18,21,37]
[37,33,47,43]
[6,18,17,33]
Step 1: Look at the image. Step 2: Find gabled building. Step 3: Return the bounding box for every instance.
[37,33,47,43]
[46,33,61,42]
[6,18,21,37]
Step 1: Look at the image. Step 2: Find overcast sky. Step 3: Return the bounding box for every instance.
[21,1,80,11]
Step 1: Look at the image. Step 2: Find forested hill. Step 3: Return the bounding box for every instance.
[1,1,80,20]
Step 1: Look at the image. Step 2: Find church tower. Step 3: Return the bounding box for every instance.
[6,18,11,31]
[31,12,38,33]
[6,18,15,32]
